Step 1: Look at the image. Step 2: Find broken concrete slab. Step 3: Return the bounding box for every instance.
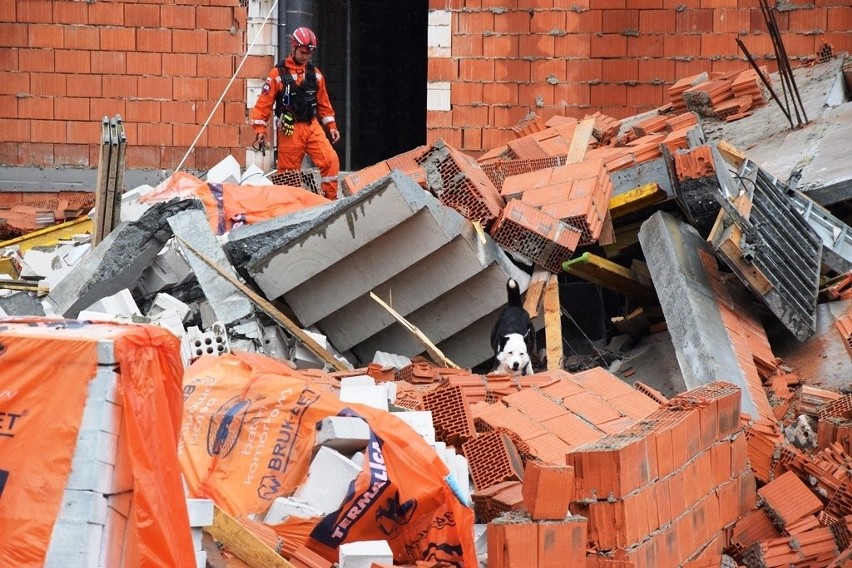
[702,58,852,206]
[226,170,529,369]
[45,199,203,318]
[0,290,45,316]
[638,210,761,418]
[168,209,253,328]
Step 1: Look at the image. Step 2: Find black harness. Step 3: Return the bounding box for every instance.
[274,62,318,123]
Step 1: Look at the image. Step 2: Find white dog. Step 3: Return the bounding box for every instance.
[491,279,535,377]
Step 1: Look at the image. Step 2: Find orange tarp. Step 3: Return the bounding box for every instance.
[179,351,478,567]
[0,318,195,567]
[139,171,329,234]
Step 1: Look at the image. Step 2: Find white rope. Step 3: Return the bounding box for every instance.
[174,1,279,174]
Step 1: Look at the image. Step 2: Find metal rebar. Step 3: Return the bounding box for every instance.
[762,0,809,124]
[736,38,794,129]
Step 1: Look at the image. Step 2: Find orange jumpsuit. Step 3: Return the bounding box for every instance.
[250,56,340,199]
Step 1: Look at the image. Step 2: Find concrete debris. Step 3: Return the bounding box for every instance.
[2,58,852,567]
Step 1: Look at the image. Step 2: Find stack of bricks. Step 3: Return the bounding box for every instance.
[421,384,477,447]
[668,73,709,113]
[817,394,852,453]
[470,368,660,466]
[731,67,770,107]
[490,156,614,271]
[570,381,755,567]
[487,461,587,568]
[836,313,852,359]
[418,139,506,229]
[740,471,838,566]
[266,167,322,195]
[472,480,524,522]
[341,145,430,196]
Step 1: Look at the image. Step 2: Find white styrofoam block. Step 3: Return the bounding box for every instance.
[148,293,191,320]
[390,411,436,443]
[431,441,448,468]
[45,550,99,568]
[206,155,242,184]
[150,309,186,340]
[195,550,207,568]
[339,540,393,568]
[59,490,109,525]
[315,416,371,455]
[454,455,471,506]
[85,289,141,317]
[293,447,361,515]
[339,385,388,412]
[61,243,92,266]
[190,526,204,550]
[20,249,60,278]
[186,498,214,527]
[263,497,324,525]
[382,382,397,406]
[350,452,365,468]
[46,519,104,556]
[474,524,488,555]
[241,164,273,186]
[428,9,451,26]
[87,367,120,404]
[74,428,119,465]
[426,82,451,111]
[66,457,116,494]
[78,397,122,434]
[339,375,375,389]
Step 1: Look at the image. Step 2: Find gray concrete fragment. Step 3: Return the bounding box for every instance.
[0,291,46,316]
[638,210,760,418]
[168,209,253,327]
[610,157,674,198]
[45,199,202,318]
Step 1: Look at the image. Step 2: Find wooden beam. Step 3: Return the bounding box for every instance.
[205,505,294,568]
[370,292,460,369]
[566,118,596,164]
[174,236,351,372]
[543,273,563,371]
[609,183,667,220]
[522,268,551,318]
[562,252,657,304]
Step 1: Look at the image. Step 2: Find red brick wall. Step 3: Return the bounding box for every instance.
[427,0,852,155]
[0,0,269,171]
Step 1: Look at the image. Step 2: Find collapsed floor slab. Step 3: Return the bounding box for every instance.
[45,199,203,318]
[639,210,763,418]
[226,171,528,369]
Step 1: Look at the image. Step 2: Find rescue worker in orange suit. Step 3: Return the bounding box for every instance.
[251,27,341,200]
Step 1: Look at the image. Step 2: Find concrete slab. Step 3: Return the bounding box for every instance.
[770,298,852,392]
[45,199,202,318]
[701,58,851,206]
[240,171,439,300]
[638,210,760,418]
[168,209,253,327]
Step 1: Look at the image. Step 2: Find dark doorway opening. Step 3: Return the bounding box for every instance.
[319,1,427,171]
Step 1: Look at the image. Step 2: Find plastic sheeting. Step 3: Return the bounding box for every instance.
[179,351,477,567]
[139,172,329,235]
[0,318,195,568]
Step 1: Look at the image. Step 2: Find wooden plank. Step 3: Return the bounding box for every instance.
[205,505,294,568]
[563,252,657,304]
[110,115,127,231]
[713,222,773,295]
[369,291,460,369]
[174,236,351,372]
[566,117,596,164]
[523,267,551,318]
[543,273,563,371]
[609,182,667,219]
[92,117,111,245]
[611,307,650,339]
[102,116,120,239]
[716,139,747,170]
